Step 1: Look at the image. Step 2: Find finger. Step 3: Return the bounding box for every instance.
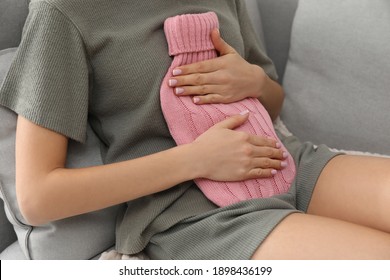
[172,59,221,76]
[251,146,286,160]
[247,168,278,179]
[213,110,250,130]
[172,84,221,97]
[248,134,282,149]
[192,93,228,105]
[169,71,219,88]
[251,157,287,170]
[211,28,236,56]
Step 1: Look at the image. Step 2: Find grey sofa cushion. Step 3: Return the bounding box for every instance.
[0,48,17,83]
[0,0,29,50]
[245,0,266,47]
[0,48,123,259]
[0,199,16,253]
[0,48,19,254]
[257,0,299,83]
[0,241,27,260]
[281,0,390,155]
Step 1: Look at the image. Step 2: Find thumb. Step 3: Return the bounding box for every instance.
[214,110,250,130]
[211,28,236,56]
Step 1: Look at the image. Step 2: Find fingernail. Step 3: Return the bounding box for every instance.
[240,110,250,116]
[175,87,184,95]
[283,152,289,159]
[193,97,200,104]
[271,169,278,175]
[276,142,282,149]
[168,79,177,87]
[172,69,182,76]
[281,161,288,168]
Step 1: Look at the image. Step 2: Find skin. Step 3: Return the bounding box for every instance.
[15,29,390,259]
[253,156,390,259]
[170,30,390,259]
[15,30,285,225]
[169,29,284,121]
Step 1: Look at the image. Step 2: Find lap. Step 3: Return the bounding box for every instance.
[308,155,390,232]
[253,212,390,260]
[145,143,390,259]
[254,154,390,259]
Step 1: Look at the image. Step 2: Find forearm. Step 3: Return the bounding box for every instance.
[254,65,285,121]
[19,144,196,226]
[16,111,285,226]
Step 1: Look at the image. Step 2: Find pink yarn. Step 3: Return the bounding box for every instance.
[161,12,296,207]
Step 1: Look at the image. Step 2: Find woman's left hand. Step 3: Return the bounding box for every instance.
[168,29,267,105]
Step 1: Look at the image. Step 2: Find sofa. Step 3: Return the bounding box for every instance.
[1,0,389,260]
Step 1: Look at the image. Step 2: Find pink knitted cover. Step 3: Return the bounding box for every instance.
[161,12,296,207]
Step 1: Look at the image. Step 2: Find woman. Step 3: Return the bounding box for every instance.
[0,0,389,259]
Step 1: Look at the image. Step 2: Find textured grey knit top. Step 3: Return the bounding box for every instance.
[0,0,278,254]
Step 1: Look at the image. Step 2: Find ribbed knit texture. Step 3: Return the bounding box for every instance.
[0,1,90,143]
[161,12,296,207]
[0,1,335,259]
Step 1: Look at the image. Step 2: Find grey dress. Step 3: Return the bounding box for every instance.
[0,0,339,259]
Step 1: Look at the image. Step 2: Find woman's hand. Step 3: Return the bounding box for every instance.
[189,111,287,182]
[168,29,267,105]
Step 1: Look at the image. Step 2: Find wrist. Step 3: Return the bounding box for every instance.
[251,64,268,99]
[174,143,204,181]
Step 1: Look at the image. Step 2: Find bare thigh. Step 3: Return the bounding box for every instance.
[252,213,390,259]
[253,155,390,259]
[308,155,390,232]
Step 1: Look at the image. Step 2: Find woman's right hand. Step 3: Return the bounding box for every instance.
[189,111,287,182]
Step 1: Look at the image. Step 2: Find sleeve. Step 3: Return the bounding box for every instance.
[0,1,90,143]
[235,0,279,81]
